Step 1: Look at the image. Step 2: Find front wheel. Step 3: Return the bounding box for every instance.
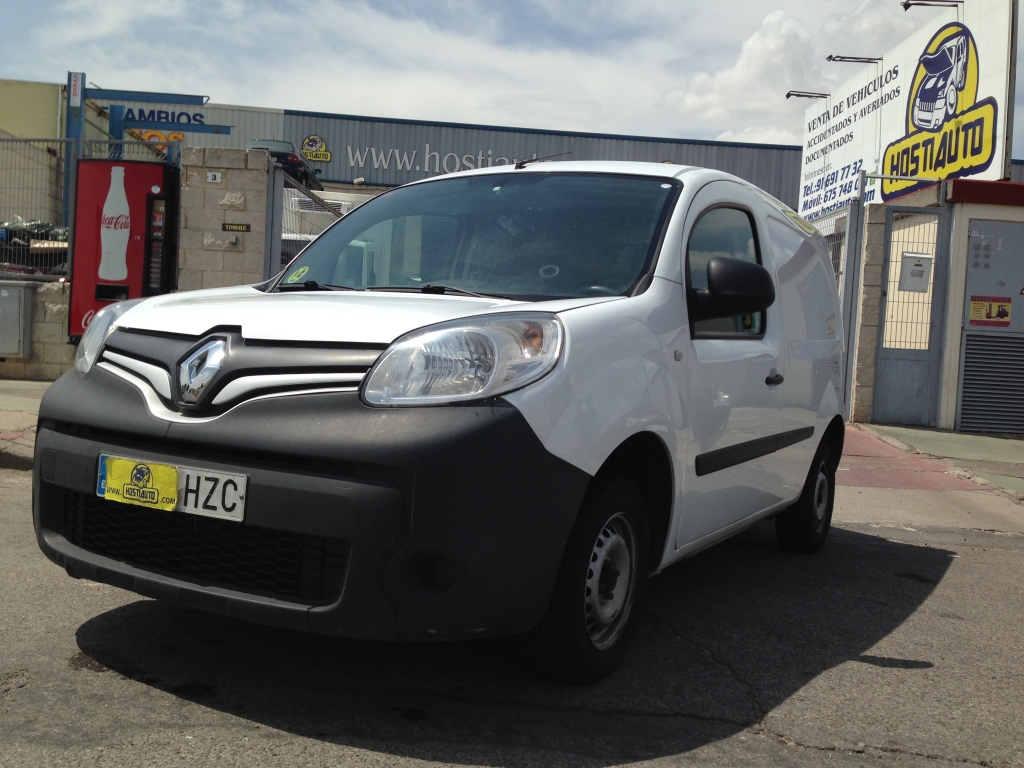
[776,443,836,553]
[522,477,650,683]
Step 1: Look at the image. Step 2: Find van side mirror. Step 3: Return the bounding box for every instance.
[692,256,776,321]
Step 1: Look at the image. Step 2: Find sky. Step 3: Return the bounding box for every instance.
[1,0,1021,153]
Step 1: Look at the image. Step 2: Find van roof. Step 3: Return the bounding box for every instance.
[413,160,698,182]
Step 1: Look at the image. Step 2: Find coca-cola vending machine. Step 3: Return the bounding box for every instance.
[69,159,179,341]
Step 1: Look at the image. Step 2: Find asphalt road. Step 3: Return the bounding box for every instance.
[2,435,1023,767]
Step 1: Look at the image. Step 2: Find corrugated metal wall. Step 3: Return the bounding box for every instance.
[98,101,803,206]
[1012,160,1024,183]
[283,111,802,207]
[187,105,284,149]
[104,102,285,150]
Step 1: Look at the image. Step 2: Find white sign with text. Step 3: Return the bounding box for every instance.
[799,0,1016,219]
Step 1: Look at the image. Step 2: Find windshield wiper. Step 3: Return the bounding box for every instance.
[276,280,356,292]
[422,284,511,299]
[366,284,511,300]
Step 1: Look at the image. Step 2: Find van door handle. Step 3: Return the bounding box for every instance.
[765,373,785,386]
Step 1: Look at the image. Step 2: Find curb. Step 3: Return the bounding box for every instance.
[853,423,919,455]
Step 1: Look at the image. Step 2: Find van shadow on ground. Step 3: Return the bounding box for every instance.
[75,520,951,765]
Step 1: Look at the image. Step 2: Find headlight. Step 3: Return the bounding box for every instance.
[363,313,563,406]
[74,300,142,375]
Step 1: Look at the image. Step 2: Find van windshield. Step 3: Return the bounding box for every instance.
[277,172,680,300]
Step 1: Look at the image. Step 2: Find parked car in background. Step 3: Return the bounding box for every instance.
[245,139,323,190]
[34,162,845,683]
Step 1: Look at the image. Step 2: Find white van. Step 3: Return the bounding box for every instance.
[33,162,845,683]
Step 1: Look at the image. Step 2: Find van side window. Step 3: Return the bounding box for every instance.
[687,207,764,337]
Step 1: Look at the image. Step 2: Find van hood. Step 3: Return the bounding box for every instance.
[117,285,622,344]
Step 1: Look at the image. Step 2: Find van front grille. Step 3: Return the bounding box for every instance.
[61,489,348,606]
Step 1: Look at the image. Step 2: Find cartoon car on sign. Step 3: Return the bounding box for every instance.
[912,33,968,130]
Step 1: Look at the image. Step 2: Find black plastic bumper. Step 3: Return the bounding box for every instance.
[33,367,592,641]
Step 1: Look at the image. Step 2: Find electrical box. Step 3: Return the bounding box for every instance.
[898,252,932,293]
[0,281,37,358]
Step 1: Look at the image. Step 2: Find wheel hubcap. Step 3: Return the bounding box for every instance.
[813,461,830,524]
[584,512,637,650]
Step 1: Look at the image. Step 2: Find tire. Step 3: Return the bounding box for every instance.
[775,442,836,553]
[522,477,650,684]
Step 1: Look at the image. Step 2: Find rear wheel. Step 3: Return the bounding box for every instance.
[523,477,650,683]
[775,443,835,553]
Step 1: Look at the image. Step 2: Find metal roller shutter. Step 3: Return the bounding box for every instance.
[959,333,1024,434]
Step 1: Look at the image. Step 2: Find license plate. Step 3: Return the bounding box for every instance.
[97,454,248,522]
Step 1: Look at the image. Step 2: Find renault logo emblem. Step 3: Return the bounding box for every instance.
[179,339,226,404]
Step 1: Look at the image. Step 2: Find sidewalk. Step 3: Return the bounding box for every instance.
[861,423,1024,500]
[0,380,48,470]
[835,425,1024,533]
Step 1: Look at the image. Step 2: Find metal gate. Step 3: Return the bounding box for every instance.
[266,166,345,278]
[873,206,951,426]
[810,199,863,419]
[956,220,1024,434]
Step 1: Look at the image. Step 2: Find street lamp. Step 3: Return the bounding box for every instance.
[901,0,963,9]
[786,91,830,99]
[826,55,884,64]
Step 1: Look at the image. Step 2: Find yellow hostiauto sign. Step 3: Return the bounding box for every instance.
[798,1,1013,220]
[882,23,998,199]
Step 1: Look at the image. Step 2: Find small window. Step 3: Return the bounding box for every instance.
[687,207,764,337]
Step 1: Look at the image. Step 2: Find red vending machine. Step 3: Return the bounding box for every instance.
[69,159,179,341]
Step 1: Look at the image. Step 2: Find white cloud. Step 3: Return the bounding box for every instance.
[651,0,951,145]
[821,0,927,58]
[658,10,817,144]
[717,125,806,146]
[1,0,1020,155]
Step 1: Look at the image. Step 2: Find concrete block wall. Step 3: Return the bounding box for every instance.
[177,147,270,291]
[848,204,887,423]
[0,281,74,380]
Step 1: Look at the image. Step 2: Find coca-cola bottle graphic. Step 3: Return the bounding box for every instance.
[98,166,130,281]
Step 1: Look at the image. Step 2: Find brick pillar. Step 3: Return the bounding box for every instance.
[177,147,270,291]
[849,203,887,422]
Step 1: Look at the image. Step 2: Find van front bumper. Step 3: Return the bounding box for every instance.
[33,367,591,641]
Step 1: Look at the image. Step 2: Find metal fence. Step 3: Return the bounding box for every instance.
[809,198,865,420]
[279,177,344,269]
[0,137,75,277]
[83,139,180,164]
[810,205,850,287]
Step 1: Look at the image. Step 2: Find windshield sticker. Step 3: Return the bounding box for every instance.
[882,23,998,200]
[286,265,309,283]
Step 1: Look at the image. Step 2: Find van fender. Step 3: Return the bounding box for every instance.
[503,278,687,481]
